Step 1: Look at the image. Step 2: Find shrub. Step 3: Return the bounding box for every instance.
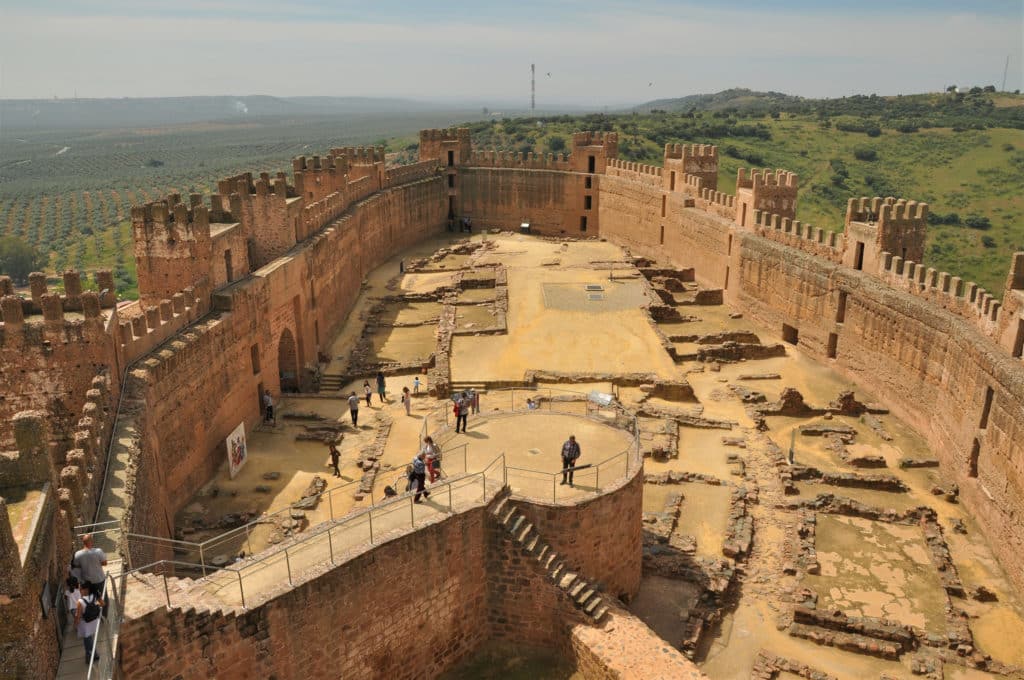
[853,147,878,161]
[964,215,991,230]
[981,235,996,248]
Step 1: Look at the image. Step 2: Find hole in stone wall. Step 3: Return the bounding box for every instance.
[969,438,981,478]
[979,386,994,430]
[854,242,865,271]
[250,345,260,374]
[827,332,838,358]
[1013,319,1024,358]
[782,324,799,346]
[836,291,848,323]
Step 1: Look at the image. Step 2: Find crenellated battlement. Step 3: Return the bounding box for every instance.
[419,128,472,166]
[467,149,573,170]
[735,168,799,225]
[420,128,471,143]
[752,209,844,262]
[605,158,662,186]
[54,371,112,524]
[876,249,1006,338]
[572,131,618,148]
[846,196,929,227]
[664,143,718,162]
[384,159,440,187]
[737,168,799,189]
[115,287,204,364]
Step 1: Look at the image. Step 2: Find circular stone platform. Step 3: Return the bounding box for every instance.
[433,411,637,502]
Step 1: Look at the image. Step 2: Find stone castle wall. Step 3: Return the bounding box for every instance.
[595,165,1024,595]
[732,236,1024,593]
[456,168,595,236]
[117,471,652,679]
[121,177,446,552]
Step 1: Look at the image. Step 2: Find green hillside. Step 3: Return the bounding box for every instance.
[456,90,1024,294]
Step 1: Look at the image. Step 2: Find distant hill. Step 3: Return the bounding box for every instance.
[638,88,806,113]
[0,95,450,129]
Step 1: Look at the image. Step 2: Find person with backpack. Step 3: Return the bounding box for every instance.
[411,452,430,503]
[75,581,103,664]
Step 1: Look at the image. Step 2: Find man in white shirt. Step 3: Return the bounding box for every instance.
[72,534,107,600]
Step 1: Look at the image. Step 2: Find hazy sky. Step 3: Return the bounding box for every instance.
[0,0,1021,105]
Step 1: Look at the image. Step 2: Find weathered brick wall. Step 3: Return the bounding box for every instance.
[118,508,492,680]
[118,468,655,680]
[486,515,585,648]
[512,467,644,602]
[0,316,119,449]
[599,174,731,291]
[457,168,593,236]
[725,234,1024,594]
[122,178,446,548]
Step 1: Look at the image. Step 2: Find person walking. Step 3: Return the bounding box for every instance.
[347,391,360,427]
[411,453,430,503]
[75,582,103,665]
[402,386,412,416]
[328,442,341,478]
[413,376,421,395]
[363,380,372,407]
[263,389,275,426]
[72,534,107,603]
[376,371,387,404]
[560,435,581,487]
[422,436,442,482]
[470,388,480,414]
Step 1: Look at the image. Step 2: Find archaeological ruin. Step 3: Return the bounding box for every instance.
[1,127,1023,679]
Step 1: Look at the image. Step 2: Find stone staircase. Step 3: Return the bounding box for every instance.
[490,494,608,622]
[319,373,345,393]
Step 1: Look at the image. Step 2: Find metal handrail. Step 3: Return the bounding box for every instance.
[113,453,510,612]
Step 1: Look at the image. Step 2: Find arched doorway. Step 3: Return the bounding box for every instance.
[278,328,299,393]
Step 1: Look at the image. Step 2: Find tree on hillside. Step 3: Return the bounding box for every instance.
[547,135,566,152]
[0,236,47,286]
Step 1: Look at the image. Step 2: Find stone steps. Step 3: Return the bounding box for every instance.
[319,374,345,392]
[490,493,607,623]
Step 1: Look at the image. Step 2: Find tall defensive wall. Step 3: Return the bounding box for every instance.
[595,140,1024,596]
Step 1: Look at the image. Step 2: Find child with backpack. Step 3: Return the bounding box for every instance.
[75,581,104,664]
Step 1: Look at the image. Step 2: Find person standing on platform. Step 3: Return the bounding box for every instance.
[402,386,412,416]
[413,376,421,395]
[376,371,387,404]
[560,435,581,487]
[363,380,372,407]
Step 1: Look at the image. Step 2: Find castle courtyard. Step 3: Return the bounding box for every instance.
[150,232,1024,679]
[5,128,1023,680]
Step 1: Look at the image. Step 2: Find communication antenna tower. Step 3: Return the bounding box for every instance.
[531,63,536,111]
[1002,55,1010,92]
